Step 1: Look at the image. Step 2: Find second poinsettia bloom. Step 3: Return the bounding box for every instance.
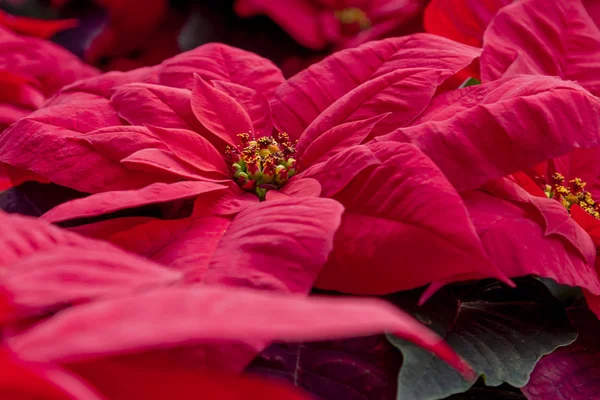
[234,0,426,50]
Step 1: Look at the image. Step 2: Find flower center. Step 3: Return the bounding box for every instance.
[335,8,371,30]
[225,133,297,200]
[544,173,600,219]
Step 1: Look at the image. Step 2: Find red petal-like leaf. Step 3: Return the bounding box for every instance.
[424,0,510,47]
[0,212,179,323]
[0,349,103,400]
[144,125,229,176]
[379,75,600,192]
[297,145,381,198]
[0,32,98,96]
[315,141,507,294]
[462,185,600,295]
[481,0,600,96]
[110,83,200,131]
[0,248,180,323]
[201,197,343,292]
[0,106,159,193]
[272,34,481,139]
[7,285,474,380]
[299,114,389,169]
[158,43,284,98]
[41,181,227,223]
[212,80,274,137]
[191,75,254,148]
[0,10,78,39]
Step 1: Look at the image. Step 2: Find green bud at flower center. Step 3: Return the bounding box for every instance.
[225,132,298,200]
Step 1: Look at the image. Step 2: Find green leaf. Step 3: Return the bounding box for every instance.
[459,77,481,88]
[387,279,577,400]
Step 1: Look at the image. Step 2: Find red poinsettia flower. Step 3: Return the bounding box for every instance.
[52,0,183,71]
[424,0,600,314]
[3,34,600,302]
[0,211,473,397]
[0,35,509,296]
[235,0,427,50]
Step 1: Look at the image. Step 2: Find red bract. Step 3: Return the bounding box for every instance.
[52,0,182,70]
[0,26,98,132]
[424,0,511,47]
[0,20,98,190]
[0,10,78,39]
[0,211,473,395]
[426,0,600,93]
[234,0,426,50]
[426,0,600,314]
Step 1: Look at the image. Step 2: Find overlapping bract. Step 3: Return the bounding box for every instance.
[234,0,426,50]
[0,211,472,397]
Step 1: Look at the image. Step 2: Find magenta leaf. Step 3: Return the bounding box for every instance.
[0,212,179,324]
[462,182,600,295]
[379,75,600,192]
[110,83,200,131]
[191,74,254,147]
[272,34,481,139]
[211,80,274,137]
[201,196,344,293]
[158,43,284,97]
[424,0,511,47]
[314,141,508,294]
[481,0,600,96]
[6,285,473,380]
[40,181,227,223]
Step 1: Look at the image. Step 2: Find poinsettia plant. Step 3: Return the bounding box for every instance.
[1,0,600,398]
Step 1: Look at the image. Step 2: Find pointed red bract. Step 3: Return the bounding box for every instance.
[158,43,284,98]
[272,34,481,140]
[41,181,227,223]
[379,75,600,191]
[0,349,104,400]
[7,285,473,380]
[110,84,199,130]
[424,0,510,47]
[0,43,280,193]
[0,10,78,39]
[234,0,426,50]
[0,24,98,135]
[481,0,600,96]
[462,181,600,295]
[314,141,508,294]
[191,75,255,147]
[201,197,344,292]
[0,212,180,324]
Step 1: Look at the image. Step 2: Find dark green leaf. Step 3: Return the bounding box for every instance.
[459,77,481,88]
[387,279,577,400]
